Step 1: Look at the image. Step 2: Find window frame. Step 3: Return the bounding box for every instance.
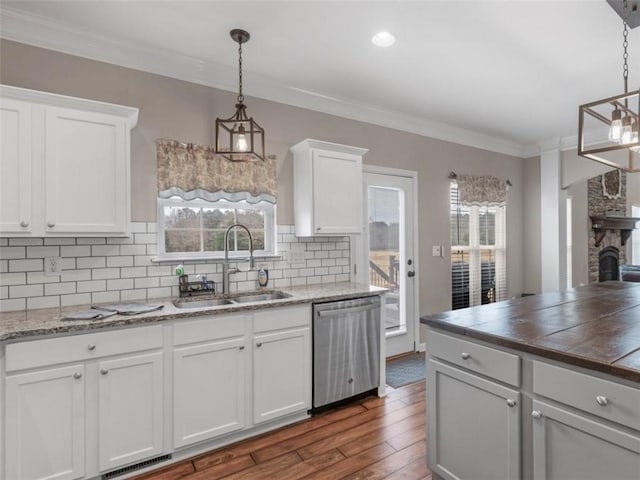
[156,197,277,261]
[450,181,507,309]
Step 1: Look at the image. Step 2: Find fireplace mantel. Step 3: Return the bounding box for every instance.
[590,215,640,247]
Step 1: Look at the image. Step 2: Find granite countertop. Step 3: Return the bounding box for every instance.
[0,282,386,342]
[421,281,640,382]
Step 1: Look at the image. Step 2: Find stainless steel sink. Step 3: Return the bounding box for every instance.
[173,298,234,309]
[230,291,291,304]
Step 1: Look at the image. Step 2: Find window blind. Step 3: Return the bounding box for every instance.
[451,181,507,310]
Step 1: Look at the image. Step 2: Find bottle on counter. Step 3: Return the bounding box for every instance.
[258,269,269,288]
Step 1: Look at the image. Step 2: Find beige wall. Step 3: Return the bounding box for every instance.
[1,39,526,316]
[523,155,541,294]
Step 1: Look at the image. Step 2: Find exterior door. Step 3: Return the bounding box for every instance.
[360,169,417,357]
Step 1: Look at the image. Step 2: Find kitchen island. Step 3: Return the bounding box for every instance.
[421,281,640,480]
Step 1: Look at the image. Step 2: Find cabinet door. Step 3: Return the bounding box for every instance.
[532,400,640,480]
[44,106,128,235]
[427,359,520,480]
[0,98,32,234]
[253,327,311,424]
[311,149,362,234]
[173,337,246,448]
[98,352,163,472]
[5,365,85,480]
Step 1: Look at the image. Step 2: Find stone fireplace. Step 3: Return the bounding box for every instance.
[588,170,627,283]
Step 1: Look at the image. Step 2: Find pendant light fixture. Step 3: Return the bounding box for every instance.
[578,0,639,172]
[215,29,265,162]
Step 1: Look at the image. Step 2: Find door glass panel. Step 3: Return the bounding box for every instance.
[367,186,405,335]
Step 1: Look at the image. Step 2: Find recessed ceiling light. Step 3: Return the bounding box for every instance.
[372,31,396,47]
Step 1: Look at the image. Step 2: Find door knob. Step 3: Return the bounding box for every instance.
[408,271,415,278]
[596,395,609,406]
[20,220,29,228]
[100,368,109,375]
[506,398,517,407]
[47,221,55,228]
[73,372,82,379]
[531,410,543,419]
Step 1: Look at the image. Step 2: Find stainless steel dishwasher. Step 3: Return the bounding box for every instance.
[312,296,381,411]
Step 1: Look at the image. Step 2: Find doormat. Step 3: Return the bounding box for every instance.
[386,352,426,388]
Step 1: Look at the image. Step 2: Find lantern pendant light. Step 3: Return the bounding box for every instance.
[578,0,639,171]
[215,29,266,162]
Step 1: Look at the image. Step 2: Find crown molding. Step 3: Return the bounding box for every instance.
[0,6,530,158]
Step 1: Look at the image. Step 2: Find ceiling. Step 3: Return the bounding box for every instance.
[1,0,639,157]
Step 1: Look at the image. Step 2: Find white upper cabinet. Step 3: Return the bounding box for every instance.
[0,85,138,237]
[291,139,368,236]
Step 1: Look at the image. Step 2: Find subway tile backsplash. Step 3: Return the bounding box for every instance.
[0,223,351,312]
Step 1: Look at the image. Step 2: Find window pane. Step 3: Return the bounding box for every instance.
[479,208,496,246]
[202,208,235,229]
[165,230,201,252]
[450,208,469,246]
[164,206,201,229]
[237,209,265,229]
[159,199,273,257]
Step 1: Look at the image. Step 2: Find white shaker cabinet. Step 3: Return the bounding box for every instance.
[252,305,311,424]
[172,314,248,449]
[5,364,86,480]
[291,139,368,236]
[531,361,640,480]
[97,352,164,472]
[427,359,521,480]
[0,98,32,234]
[4,325,163,480]
[0,85,138,237]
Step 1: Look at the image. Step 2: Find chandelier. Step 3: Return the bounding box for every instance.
[578,0,639,172]
[215,29,265,162]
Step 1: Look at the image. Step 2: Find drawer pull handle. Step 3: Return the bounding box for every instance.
[506,398,517,408]
[256,342,263,348]
[87,344,96,351]
[596,395,609,406]
[100,368,109,375]
[461,352,471,360]
[531,410,543,420]
[239,345,245,350]
[20,220,29,228]
[73,372,82,379]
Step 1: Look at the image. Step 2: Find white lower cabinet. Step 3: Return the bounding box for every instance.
[4,325,164,480]
[97,352,164,472]
[5,364,86,480]
[426,327,640,480]
[173,335,246,448]
[172,305,311,448]
[531,400,640,480]
[253,327,310,424]
[427,359,521,480]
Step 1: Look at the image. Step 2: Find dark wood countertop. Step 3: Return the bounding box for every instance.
[420,281,640,382]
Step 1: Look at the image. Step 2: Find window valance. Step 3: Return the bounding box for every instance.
[156,139,276,204]
[455,174,508,207]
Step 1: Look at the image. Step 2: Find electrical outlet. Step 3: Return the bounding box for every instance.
[45,256,62,276]
[432,246,442,257]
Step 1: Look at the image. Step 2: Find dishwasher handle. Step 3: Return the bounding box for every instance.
[316,302,379,318]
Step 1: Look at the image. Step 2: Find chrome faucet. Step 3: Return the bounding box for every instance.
[222,223,255,294]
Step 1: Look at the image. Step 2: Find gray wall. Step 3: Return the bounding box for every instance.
[0,39,526,317]
[523,156,541,294]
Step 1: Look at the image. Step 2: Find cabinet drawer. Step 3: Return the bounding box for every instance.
[253,304,311,333]
[173,313,246,346]
[533,361,640,430]
[6,325,163,372]
[427,330,520,387]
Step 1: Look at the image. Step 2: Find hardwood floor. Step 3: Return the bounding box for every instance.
[132,381,430,480]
